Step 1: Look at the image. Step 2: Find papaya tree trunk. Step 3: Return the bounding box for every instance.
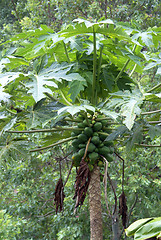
[112,212,120,240]
[89,165,103,240]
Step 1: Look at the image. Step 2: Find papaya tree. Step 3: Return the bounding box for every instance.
[0,19,161,239]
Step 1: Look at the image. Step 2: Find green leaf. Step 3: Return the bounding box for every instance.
[133,31,154,47]
[68,80,87,102]
[100,109,119,120]
[41,131,71,147]
[109,90,143,130]
[148,125,161,139]
[0,117,17,135]
[126,124,143,151]
[121,98,142,130]
[125,218,153,237]
[26,74,55,102]
[134,218,161,240]
[144,93,161,103]
[156,66,161,75]
[106,126,128,141]
[26,62,86,102]
[58,104,95,116]
[0,86,10,102]
[5,56,29,70]
[0,72,22,86]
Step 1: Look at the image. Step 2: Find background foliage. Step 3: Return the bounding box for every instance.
[0,1,161,240]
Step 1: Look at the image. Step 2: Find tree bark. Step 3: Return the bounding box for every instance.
[112,212,120,240]
[89,165,103,240]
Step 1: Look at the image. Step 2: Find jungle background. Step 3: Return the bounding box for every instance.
[0,0,161,239]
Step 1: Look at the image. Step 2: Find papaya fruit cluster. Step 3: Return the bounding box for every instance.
[71,112,114,171]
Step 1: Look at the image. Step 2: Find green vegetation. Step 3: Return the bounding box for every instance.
[0,1,161,239]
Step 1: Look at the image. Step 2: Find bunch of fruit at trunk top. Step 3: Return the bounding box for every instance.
[71,112,114,170]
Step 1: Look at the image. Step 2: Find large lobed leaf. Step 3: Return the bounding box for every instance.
[107,90,144,130]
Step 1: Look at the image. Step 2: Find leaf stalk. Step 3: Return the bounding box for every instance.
[30,136,77,152]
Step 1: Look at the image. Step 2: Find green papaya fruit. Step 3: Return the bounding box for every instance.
[108,147,114,154]
[93,122,102,131]
[97,114,103,118]
[72,153,82,167]
[87,143,96,152]
[73,128,82,135]
[72,139,81,148]
[84,127,93,137]
[95,148,98,152]
[105,154,113,162]
[98,142,104,148]
[98,160,104,167]
[91,136,100,145]
[83,119,89,127]
[78,133,88,143]
[88,164,94,171]
[98,146,110,155]
[99,133,107,141]
[78,143,86,149]
[71,132,77,137]
[78,122,85,128]
[78,148,85,158]
[77,114,84,120]
[93,132,99,137]
[104,141,114,147]
[101,119,108,127]
[89,152,98,163]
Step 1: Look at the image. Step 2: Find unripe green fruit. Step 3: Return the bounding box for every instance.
[105,154,113,162]
[73,128,82,135]
[84,127,93,137]
[91,136,100,145]
[99,133,107,141]
[78,148,85,158]
[98,146,111,155]
[88,152,98,162]
[98,161,104,167]
[93,122,102,131]
[72,139,81,148]
[104,141,114,147]
[87,143,96,152]
[88,164,94,171]
[78,133,88,143]
[78,143,86,149]
[93,132,99,137]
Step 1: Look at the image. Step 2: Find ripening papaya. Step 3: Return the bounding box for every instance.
[72,153,82,166]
